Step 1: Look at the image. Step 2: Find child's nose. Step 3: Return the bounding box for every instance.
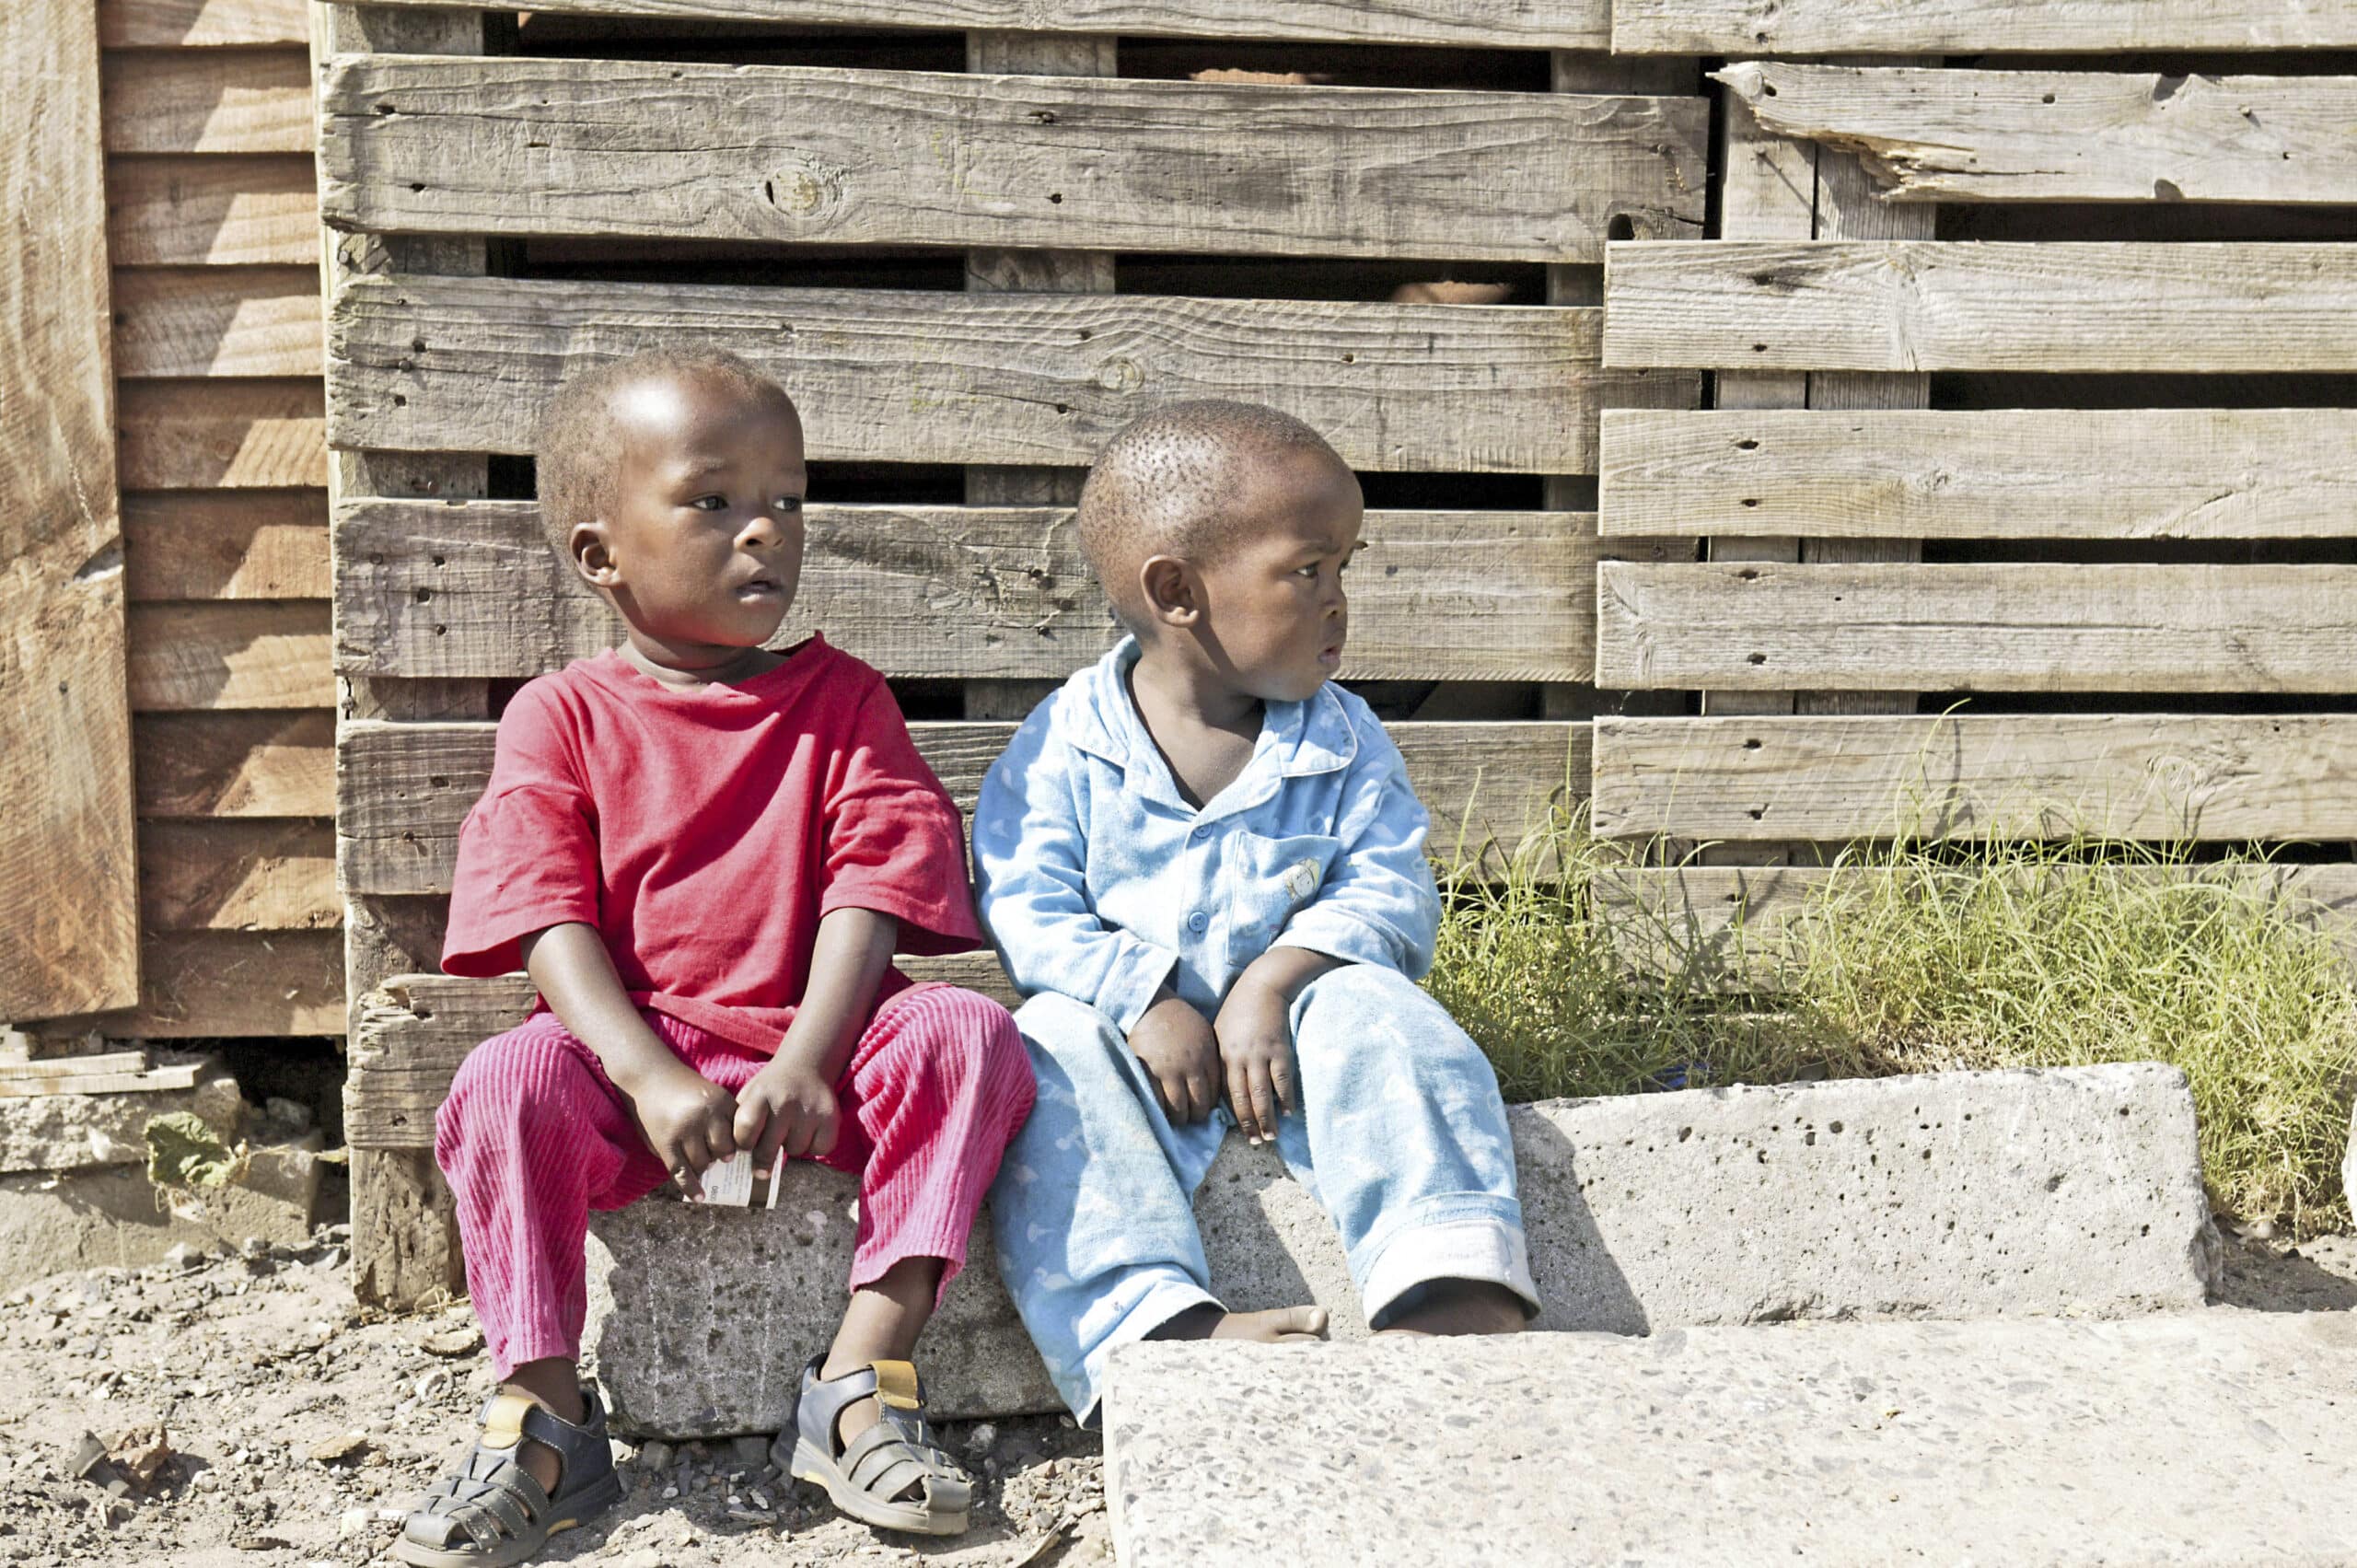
[739,512,783,548]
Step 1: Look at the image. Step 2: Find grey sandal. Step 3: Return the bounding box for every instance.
[775,1354,971,1536]
[394,1387,622,1567]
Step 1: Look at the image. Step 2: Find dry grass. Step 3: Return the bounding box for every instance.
[1425,802,2357,1237]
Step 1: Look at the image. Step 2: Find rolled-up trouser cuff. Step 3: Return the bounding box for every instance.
[1354,1203,1538,1330]
[1066,1270,1222,1428]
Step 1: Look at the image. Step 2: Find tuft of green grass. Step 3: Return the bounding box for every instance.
[1426,802,2357,1237]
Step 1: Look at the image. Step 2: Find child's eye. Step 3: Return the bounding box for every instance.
[689,494,728,511]
[773,495,804,514]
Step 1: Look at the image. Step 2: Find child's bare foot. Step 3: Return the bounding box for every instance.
[1375,1280,1526,1337]
[1148,1303,1330,1343]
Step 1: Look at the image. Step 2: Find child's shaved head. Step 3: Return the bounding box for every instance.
[1076,400,1351,625]
[536,346,793,562]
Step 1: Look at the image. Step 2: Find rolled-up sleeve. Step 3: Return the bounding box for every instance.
[1271,718,1441,980]
[972,707,1178,1033]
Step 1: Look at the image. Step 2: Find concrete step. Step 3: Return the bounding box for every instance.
[1104,1311,2357,1567]
[585,1063,2217,1434]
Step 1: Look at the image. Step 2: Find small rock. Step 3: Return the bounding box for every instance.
[238,1237,267,1259]
[262,1097,313,1132]
[728,1435,768,1469]
[313,1248,345,1272]
[413,1368,451,1403]
[308,1432,370,1465]
[638,1441,673,1471]
[160,1244,201,1273]
[337,1508,370,1538]
[661,1486,679,1501]
[966,1422,998,1457]
[418,1327,482,1358]
[724,1507,777,1525]
[64,1434,108,1481]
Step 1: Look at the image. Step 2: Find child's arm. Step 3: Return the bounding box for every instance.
[971,710,1178,1034]
[521,921,742,1195]
[731,906,898,1171]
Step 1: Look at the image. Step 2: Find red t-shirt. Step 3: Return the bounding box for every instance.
[441,635,982,1055]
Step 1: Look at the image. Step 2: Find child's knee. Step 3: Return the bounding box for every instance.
[895,987,1035,1102]
[1296,964,1493,1080]
[437,1026,597,1147]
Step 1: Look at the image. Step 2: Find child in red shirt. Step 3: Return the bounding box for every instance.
[396,349,1032,1565]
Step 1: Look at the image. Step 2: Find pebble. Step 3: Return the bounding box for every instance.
[728,1434,769,1468]
[966,1422,998,1456]
[637,1440,674,1471]
[661,1486,679,1501]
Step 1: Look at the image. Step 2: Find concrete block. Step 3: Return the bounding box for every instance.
[0,1071,244,1175]
[0,1134,325,1281]
[585,1063,2217,1435]
[1104,1312,2357,1566]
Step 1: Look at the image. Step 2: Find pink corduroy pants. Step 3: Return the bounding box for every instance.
[433,984,1034,1379]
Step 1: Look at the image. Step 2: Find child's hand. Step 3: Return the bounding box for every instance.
[1213,974,1298,1146]
[1130,993,1222,1125]
[627,1063,742,1199]
[735,1056,842,1171]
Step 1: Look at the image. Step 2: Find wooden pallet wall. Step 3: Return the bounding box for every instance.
[18,0,343,1041]
[321,0,1711,1305]
[1594,29,2357,952]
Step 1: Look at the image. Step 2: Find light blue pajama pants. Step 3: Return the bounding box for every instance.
[987,962,1537,1421]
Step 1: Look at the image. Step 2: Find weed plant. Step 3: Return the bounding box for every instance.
[1426,800,2357,1237]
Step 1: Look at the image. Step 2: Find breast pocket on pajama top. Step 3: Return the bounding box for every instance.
[1227,830,1343,963]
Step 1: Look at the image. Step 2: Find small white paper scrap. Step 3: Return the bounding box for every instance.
[699,1151,753,1207]
[766,1157,784,1210]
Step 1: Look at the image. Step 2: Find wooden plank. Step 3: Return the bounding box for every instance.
[319,56,1704,262]
[335,500,1610,682]
[99,48,312,155]
[0,1051,150,1080]
[0,1059,212,1098]
[1599,409,2357,540]
[135,710,334,817]
[348,959,1014,1148]
[1596,563,2357,694]
[337,719,1590,897]
[139,819,337,930]
[101,0,309,47]
[1594,714,2357,842]
[107,155,320,267]
[348,0,1612,48]
[126,601,335,711]
[1717,64,2357,205]
[116,378,328,488]
[18,928,344,1037]
[1597,863,2357,984]
[3,0,141,1018]
[1611,0,2357,53]
[1603,241,2357,374]
[328,274,1693,473]
[110,265,322,378]
[125,489,329,600]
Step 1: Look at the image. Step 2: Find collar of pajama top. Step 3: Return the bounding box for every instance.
[972,636,1442,1034]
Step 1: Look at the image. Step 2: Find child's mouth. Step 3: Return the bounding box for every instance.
[737,577,782,598]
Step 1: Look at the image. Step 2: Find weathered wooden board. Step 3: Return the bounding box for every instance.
[124,490,328,600]
[135,711,334,818]
[1594,862,2357,980]
[348,958,1013,1148]
[100,0,308,47]
[19,929,345,1037]
[110,266,322,378]
[139,819,338,931]
[116,378,328,488]
[1598,409,2357,540]
[1593,714,2357,842]
[126,602,335,711]
[349,0,1612,48]
[320,57,1703,261]
[107,155,320,266]
[1603,241,2357,373]
[328,274,1698,473]
[1717,64,2357,205]
[99,48,312,154]
[1611,0,2357,53]
[338,719,1590,897]
[3,0,141,1018]
[1596,563,2357,693]
[335,500,1612,682]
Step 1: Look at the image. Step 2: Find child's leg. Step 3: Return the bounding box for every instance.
[815,984,1036,1435]
[1277,964,1538,1334]
[434,1018,673,1484]
[988,992,1323,1424]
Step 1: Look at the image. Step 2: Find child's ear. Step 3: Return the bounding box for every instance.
[1138,554,1199,628]
[570,519,621,588]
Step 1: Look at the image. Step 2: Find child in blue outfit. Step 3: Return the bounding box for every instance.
[973,400,1538,1422]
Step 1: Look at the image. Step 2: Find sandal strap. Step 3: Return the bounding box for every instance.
[402,1385,615,1554]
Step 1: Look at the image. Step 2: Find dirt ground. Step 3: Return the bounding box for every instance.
[1,1222,2349,1568]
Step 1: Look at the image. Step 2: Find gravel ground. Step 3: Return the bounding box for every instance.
[1,1221,2347,1566]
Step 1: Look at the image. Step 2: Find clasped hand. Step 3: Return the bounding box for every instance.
[622,1055,839,1198]
[1130,977,1297,1144]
